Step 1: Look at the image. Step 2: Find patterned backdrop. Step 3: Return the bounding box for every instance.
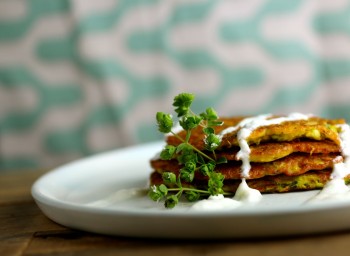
[1,0,350,171]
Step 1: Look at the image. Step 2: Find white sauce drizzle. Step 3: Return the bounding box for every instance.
[310,179,350,202]
[311,123,350,202]
[191,179,262,210]
[86,188,147,207]
[190,194,241,211]
[233,178,263,203]
[331,124,350,179]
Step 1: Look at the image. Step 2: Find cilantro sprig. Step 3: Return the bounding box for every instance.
[148,93,228,208]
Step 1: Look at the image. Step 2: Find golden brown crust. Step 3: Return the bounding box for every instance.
[166,117,345,150]
[151,153,341,180]
[150,170,350,194]
[216,140,340,162]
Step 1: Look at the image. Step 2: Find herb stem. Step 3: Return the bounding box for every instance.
[185,130,191,143]
[212,150,217,160]
[167,187,233,196]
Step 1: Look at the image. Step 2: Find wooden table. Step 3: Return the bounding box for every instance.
[2,170,350,256]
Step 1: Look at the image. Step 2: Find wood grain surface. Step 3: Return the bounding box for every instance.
[1,170,350,256]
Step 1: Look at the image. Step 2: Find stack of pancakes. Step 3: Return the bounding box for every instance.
[150,116,350,194]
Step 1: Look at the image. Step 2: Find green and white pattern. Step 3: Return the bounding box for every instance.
[1,0,350,171]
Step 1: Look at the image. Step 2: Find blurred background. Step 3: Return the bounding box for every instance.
[1,0,350,172]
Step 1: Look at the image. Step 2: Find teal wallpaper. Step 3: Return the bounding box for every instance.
[0,0,350,171]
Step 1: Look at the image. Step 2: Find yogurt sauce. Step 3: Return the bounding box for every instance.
[86,188,147,207]
[233,178,262,203]
[311,123,350,202]
[191,179,262,211]
[191,194,241,211]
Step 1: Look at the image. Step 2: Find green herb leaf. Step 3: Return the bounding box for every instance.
[160,145,176,160]
[208,172,225,195]
[173,93,195,117]
[200,107,219,121]
[185,191,200,202]
[165,195,179,208]
[184,161,196,172]
[199,162,215,176]
[208,120,224,127]
[158,184,168,195]
[162,172,177,184]
[176,143,192,154]
[177,151,197,165]
[156,112,173,133]
[216,156,228,164]
[204,133,221,151]
[203,127,214,135]
[148,185,167,201]
[180,168,195,182]
[179,115,202,131]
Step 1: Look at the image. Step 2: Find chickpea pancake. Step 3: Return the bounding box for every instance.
[166,117,345,150]
[150,170,350,194]
[151,115,348,195]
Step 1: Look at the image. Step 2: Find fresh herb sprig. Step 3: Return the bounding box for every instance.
[148,93,228,208]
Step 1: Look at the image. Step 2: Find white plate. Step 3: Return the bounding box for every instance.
[32,141,350,238]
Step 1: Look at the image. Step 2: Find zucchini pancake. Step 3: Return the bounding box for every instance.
[150,113,350,194]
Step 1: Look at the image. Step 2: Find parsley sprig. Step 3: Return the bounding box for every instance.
[148,93,228,208]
